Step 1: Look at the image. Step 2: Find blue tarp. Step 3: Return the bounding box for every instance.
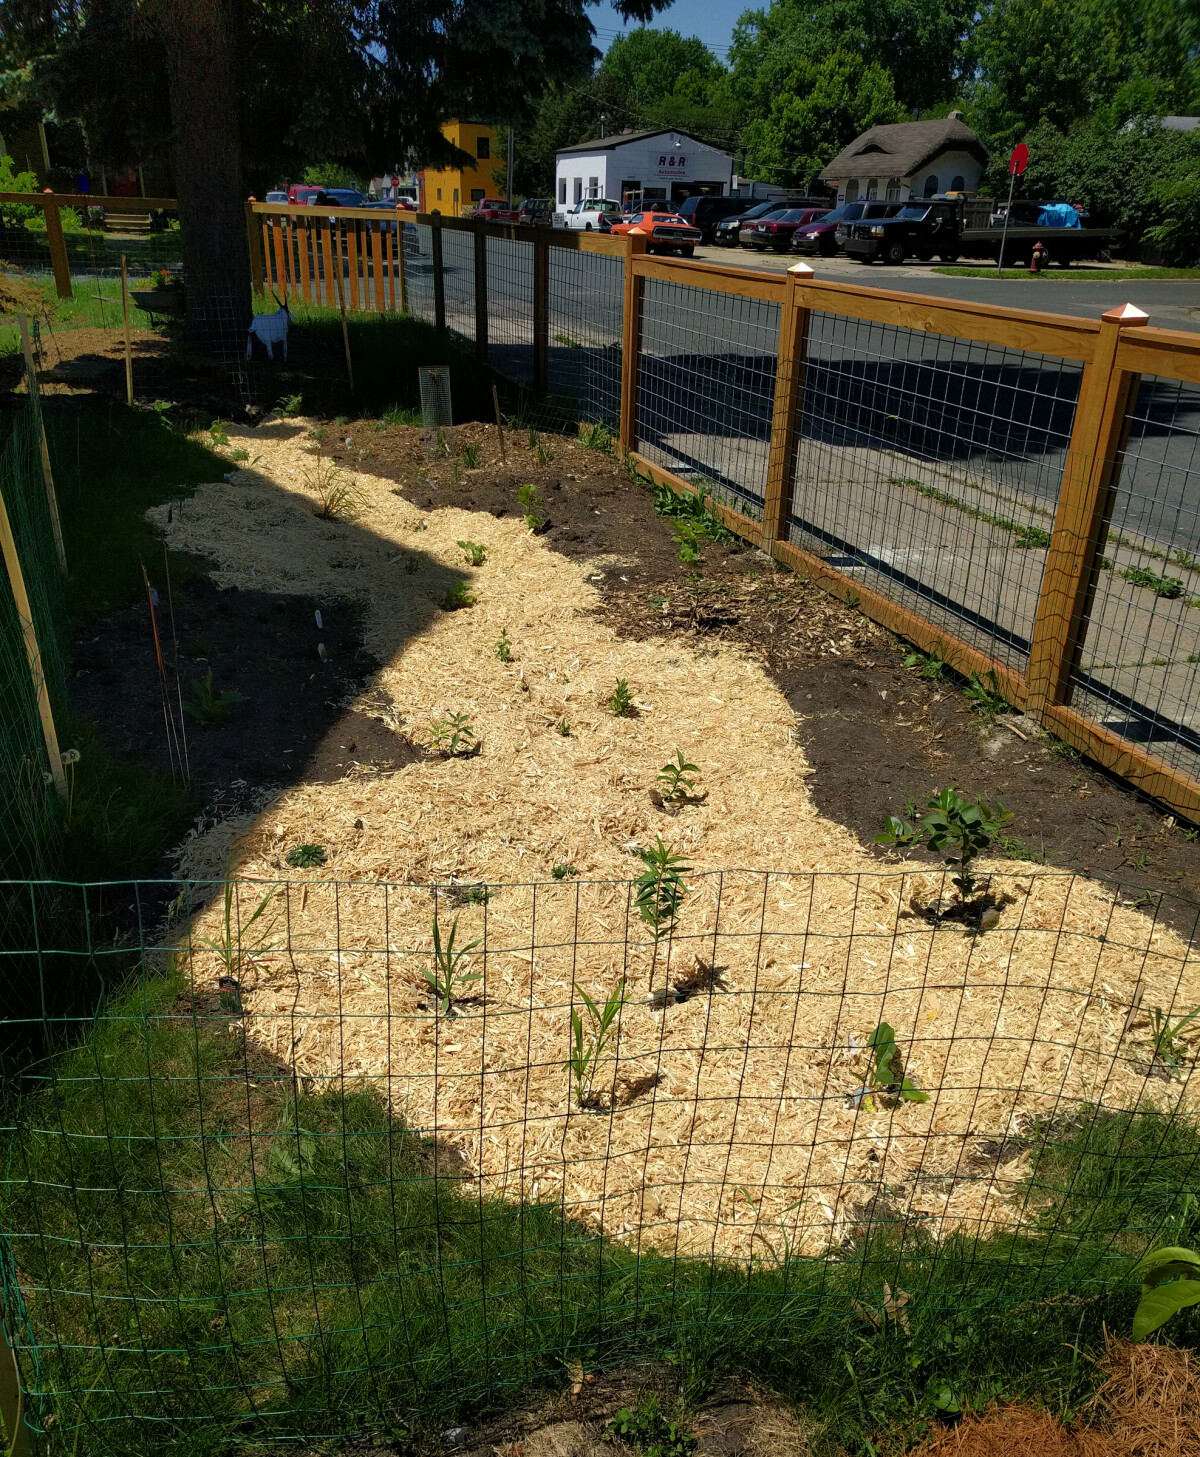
[1038,203,1082,228]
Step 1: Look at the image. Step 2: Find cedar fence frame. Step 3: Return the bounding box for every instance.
[9,194,1197,821]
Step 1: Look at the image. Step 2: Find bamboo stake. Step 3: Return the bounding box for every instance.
[17,315,67,576]
[492,384,507,464]
[120,255,133,407]
[162,542,191,785]
[141,562,182,783]
[332,237,354,392]
[0,479,66,800]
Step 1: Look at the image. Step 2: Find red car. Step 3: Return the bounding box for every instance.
[471,197,519,222]
[742,207,831,251]
[610,211,702,256]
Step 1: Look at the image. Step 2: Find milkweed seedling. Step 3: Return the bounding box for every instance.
[460,443,481,468]
[866,1021,929,1103]
[564,977,626,1108]
[429,712,475,757]
[552,863,578,879]
[443,577,475,609]
[657,749,699,801]
[517,482,545,530]
[494,629,513,662]
[1130,1246,1200,1341]
[184,670,245,726]
[457,539,487,566]
[876,787,1012,900]
[422,913,482,1014]
[609,678,634,716]
[636,837,690,989]
[286,844,326,869]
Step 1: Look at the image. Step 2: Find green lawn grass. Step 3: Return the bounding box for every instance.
[933,265,1200,280]
[4,957,1198,1456]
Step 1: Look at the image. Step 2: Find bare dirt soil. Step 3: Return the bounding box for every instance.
[339,417,1200,939]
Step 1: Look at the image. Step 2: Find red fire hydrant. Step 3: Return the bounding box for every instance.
[1029,239,1049,273]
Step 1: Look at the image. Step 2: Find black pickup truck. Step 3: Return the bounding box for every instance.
[841,196,1122,267]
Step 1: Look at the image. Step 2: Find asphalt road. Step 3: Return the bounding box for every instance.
[693,245,1200,333]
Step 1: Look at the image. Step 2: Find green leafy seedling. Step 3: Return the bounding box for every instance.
[184,670,246,726]
[963,668,1008,723]
[494,628,513,662]
[564,977,627,1109]
[904,650,947,682]
[443,577,475,610]
[636,836,690,990]
[1122,564,1184,598]
[672,521,704,564]
[209,420,230,447]
[422,913,482,1014]
[276,393,303,417]
[609,678,634,716]
[876,787,1012,899]
[517,482,545,530]
[1146,1005,1200,1072]
[1131,1246,1200,1341]
[196,870,281,978]
[429,711,475,757]
[579,421,614,453]
[552,863,578,880]
[605,1398,693,1456]
[657,749,699,801]
[460,443,481,468]
[458,539,487,567]
[866,1021,929,1103]
[286,844,326,869]
[556,718,571,736]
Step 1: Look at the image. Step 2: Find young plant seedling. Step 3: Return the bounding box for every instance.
[1145,1005,1200,1073]
[578,421,614,453]
[429,711,475,757]
[286,844,327,869]
[876,787,1013,900]
[209,420,230,447]
[458,540,487,567]
[657,749,699,802]
[1122,564,1184,598]
[963,668,1008,723]
[552,863,578,879]
[306,456,365,520]
[460,443,481,469]
[672,521,704,564]
[608,678,634,716]
[197,870,281,978]
[517,482,546,530]
[903,650,948,682]
[443,577,475,610]
[636,837,690,989]
[606,1399,693,1456]
[866,1021,929,1103]
[494,629,513,662]
[422,913,482,1014]
[276,393,303,417]
[1131,1246,1200,1341]
[184,670,246,727]
[556,718,571,736]
[564,977,627,1109]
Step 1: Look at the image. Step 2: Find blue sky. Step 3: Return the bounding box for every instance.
[588,0,749,61]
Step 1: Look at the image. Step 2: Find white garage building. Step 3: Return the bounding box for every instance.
[554,128,734,214]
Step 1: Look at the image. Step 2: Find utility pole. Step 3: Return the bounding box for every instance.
[507,127,514,202]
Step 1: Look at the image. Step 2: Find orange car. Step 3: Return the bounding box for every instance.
[610,211,702,256]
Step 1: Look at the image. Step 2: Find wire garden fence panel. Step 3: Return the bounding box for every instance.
[2,867,1199,1451]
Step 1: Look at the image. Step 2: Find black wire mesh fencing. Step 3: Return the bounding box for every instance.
[3,868,1199,1452]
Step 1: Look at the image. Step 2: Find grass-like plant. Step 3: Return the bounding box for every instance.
[460,444,481,469]
[443,578,475,610]
[963,668,1009,723]
[429,711,475,757]
[195,873,281,978]
[556,718,571,736]
[286,844,326,869]
[421,913,482,1014]
[608,678,634,716]
[183,670,245,727]
[650,480,733,545]
[381,403,420,427]
[1121,564,1184,598]
[1146,1006,1200,1073]
[578,421,614,453]
[307,456,365,520]
[457,539,487,567]
[636,836,690,989]
[564,977,627,1109]
[1131,1246,1200,1341]
[517,482,545,530]
[866,1022,929,1104]
[876,787,1012,899]
[904,650,949,682]
[657,749,699,801]
[494,629,513,662]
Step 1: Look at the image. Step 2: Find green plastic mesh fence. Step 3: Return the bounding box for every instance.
[2,868,1199,1454]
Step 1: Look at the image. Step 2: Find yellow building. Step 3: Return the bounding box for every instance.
[419,121,506,214]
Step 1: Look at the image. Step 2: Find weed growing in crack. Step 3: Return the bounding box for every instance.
[1122,564,1184,598]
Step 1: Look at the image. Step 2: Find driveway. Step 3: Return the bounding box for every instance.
[694,247,1200,333]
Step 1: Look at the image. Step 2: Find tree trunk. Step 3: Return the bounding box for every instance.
[158,0,250,358]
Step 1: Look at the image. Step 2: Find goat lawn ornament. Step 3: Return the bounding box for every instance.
[247,292,292,361]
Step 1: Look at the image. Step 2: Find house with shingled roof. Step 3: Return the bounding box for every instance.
[819,113,988,206]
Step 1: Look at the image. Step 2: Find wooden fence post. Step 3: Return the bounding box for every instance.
[474,225,488,362]
[432,219,445,331]
[618,234,647,455]
[397,217,409,314]
[533,232,550,396]
[17,316,66,576]
[41,194,73,301]
[0,479,66,802]
[1025,302,1149,718]
[245,201,265,296]
[762,261,813,550]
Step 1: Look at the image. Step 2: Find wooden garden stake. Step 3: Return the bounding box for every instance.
[0,479,66,801]
[492,384,507,463]
[332,240,354,392]
[121,255,133,407]
[16,315,66,576]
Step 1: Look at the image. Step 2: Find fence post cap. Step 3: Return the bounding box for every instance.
[787,261,816,277]
[1101,302,1149,325]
